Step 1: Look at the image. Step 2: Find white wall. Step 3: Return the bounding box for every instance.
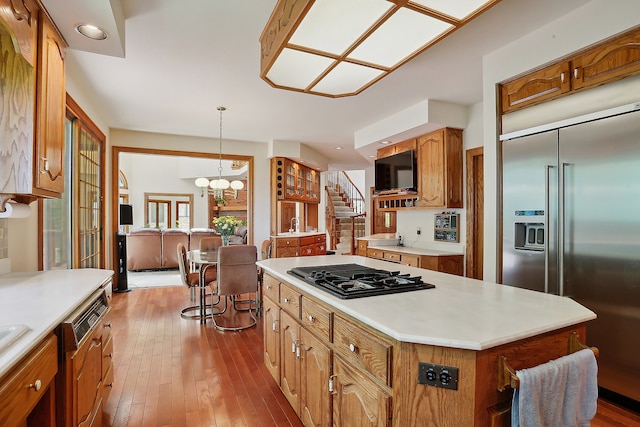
[481,0,640,281]
[110,129,271,249]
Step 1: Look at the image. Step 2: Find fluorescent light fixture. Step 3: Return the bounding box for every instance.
[260,0,500,97]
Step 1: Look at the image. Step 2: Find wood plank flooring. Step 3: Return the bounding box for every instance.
[104,285,640,426]
[103,285,302,427]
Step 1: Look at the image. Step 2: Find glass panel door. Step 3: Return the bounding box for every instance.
[77,127,102,268]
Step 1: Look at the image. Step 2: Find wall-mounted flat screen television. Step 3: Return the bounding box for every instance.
[374,150,417,193]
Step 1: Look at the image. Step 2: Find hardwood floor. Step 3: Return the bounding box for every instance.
[104,285,302,427]
[104,286,640,427]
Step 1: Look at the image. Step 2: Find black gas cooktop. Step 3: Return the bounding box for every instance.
[287,263,434,299]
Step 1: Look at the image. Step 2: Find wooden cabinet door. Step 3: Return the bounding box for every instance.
[263,297,280,383]
[300,328,332,427]
[332,356,391,427]
[35,12,65,195]
[571,26,640,91]
[500,61,570,113]
[72,327,103,427]
[0,0,39,66]
[417,128,463,208]
[280,310,301,414]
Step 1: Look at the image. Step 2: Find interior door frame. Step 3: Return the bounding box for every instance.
[110,146,254,286]
[465,147,484,280]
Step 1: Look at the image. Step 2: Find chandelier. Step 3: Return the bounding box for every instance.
[194,107,245,197]
[259,0,500,97]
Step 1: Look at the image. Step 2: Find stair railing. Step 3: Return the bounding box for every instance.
[326,171,365,215]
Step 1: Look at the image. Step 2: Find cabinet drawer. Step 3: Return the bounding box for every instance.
[357,240,368,251]
[383,251,401,263]
[301,297,332,341]
[263,274,280,302]
[299,244,315,256]
[276,237,299,248]
[103,363,114,402]
[102,309,112,343]
[300,236,315,246]
[366,248,385,260]
[333,314,393,385]
[315,235,325,243]
[401,254,420,267]
[280,282,302,319]
[0,334,58,426]
[102,334,114,377]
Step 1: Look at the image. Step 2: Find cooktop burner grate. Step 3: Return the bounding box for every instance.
[287,263,434,299]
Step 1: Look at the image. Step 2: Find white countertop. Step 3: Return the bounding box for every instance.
[257,255,596,351]
[367,245,463,257]
[0,269,114,379]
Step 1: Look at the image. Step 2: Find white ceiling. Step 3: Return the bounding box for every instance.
[41,0,587,169]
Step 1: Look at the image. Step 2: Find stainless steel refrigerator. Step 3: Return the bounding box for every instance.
[501,102,640,403]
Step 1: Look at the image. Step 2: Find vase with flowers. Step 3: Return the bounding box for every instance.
[213,215,241,246]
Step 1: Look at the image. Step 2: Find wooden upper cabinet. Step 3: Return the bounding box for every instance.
[34,12,66,196]
[0,0,39,66]
[416,128,463,208]
[376,138,416,159]
[500,26,640,114]
[500,61,571,113]
[571,26,640,91]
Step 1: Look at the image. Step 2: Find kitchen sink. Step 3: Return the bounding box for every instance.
[0,324,30,354]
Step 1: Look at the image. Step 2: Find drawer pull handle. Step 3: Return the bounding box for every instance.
[283,298,290,303]
[107,353,114,359]
[104,322,112,328]
[272,320,278,332]
[107,382,114,388]
[30,379,42,391]
[266,285,271,290]
[308,315,314,322]
[328,374,337,394]
[349,343,358,353]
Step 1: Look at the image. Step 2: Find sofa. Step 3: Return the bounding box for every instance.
[127,228,220,271]
[228,225,248,245]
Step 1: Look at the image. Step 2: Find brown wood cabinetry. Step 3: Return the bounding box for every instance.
[332,355,392,427]
[277,158,321,203]
[0,0,39,66]
[271,233,326,258]
[0,334,58,427]
[263,272,396,427]
[500,26,640,114]
[361,242,464,276]
[263,269,592,426]
[376,138,416,159]
[416,128,463,208]
[373,127,463,212]
[34,12,65,196]
[0,3,66,199]
[500,61,571,113]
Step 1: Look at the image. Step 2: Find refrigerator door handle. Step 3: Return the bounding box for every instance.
[544,165,554,294]
[559,162,572,296]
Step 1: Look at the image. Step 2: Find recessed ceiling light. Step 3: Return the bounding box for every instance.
[335,147,343,150]
[380,141,391,144]
[369,155,375,158]
[75,24,108,41]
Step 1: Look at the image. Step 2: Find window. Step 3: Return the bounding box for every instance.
[41,96,105,269]
[144,193,193,229]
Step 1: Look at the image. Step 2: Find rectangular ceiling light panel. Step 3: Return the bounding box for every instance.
[349,8,452,68]
[412,0,495,19]
[311,61,385,95]
[289,0,392,55]
[266,48,335,89]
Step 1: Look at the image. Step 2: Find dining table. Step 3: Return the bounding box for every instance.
[187,249,218,323]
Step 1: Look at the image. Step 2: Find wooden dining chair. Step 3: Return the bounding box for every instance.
[211,245,258,331]
[177,242,217,319]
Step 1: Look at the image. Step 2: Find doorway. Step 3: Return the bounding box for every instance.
[466,147,484,280]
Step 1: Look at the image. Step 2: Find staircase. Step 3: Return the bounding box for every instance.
[326,172,366,254]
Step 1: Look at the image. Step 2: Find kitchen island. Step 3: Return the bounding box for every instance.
[257,255,596,426]
[0,269,114,427]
